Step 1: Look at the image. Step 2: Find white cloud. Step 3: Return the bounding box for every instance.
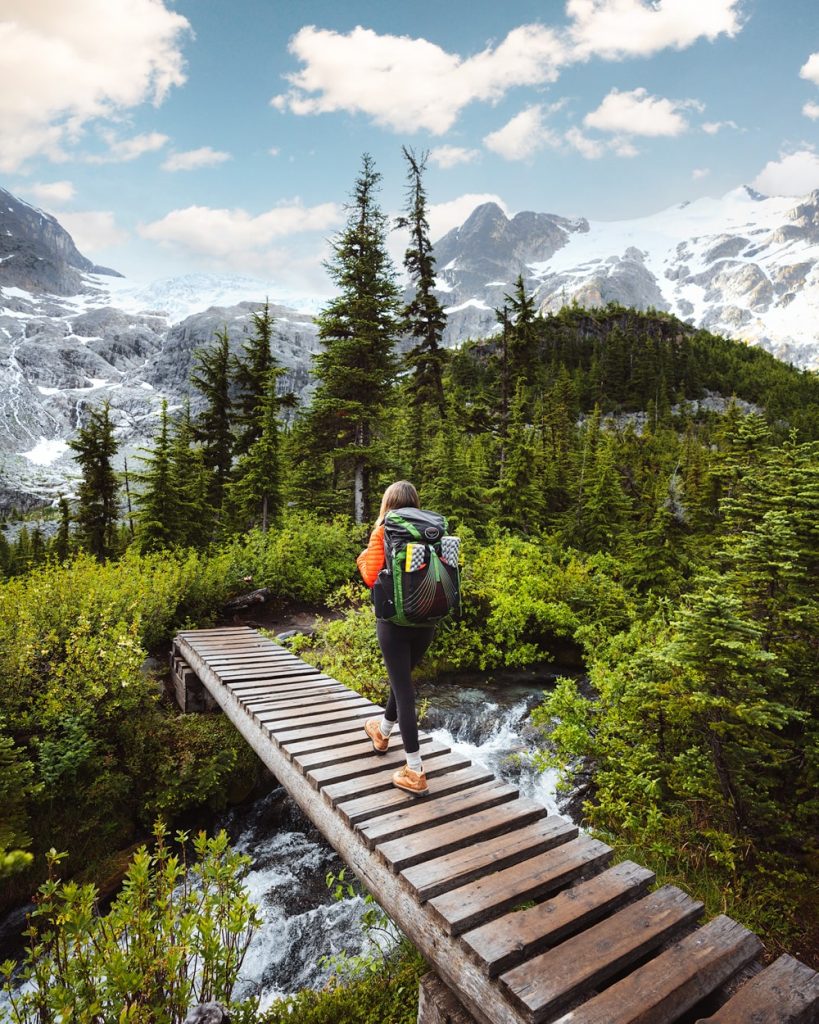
[803,101,819,121]
[800,52,819,86]
[584,87,696,136]
[24,180,76,206]
[702,119,739,134]
[139,201,343,261]
[426,193,510,242]
[752,149,819,197]
[692,167,710,180]
[484,105,559,161]
[89,131,169,163]
[161,147,231,172]
[268,147,281,157]
[611,137,639,157]
[0,0,190,172]
[272,24,566,134]
[564,126,605,159]
[567,0,742,60]
[429,146,479,169]
[58,210,128,252]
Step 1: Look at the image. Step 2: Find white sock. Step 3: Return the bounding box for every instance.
[406,750,423,773]
[379,717,396,739]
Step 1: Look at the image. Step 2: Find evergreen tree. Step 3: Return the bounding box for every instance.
[506,274,540,396]
[293,154,403,523]
[168,403,214,548]
[223,369,283,534]
[191,329,234,511]
[52,497,72,562]
[67,401,119,560]
[134,401,178,552]
[494,381,546,533]
[396,147,447,415]
[232,302,292,455]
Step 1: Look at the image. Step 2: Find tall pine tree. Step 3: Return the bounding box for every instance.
[294,154,403,523]
[190,329,234,512]
[396,147,447,415]
[67,401,119,561]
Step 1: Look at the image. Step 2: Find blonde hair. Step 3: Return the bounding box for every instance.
[376,480,419,525]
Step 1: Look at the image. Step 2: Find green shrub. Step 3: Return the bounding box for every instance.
[1,824,261,1024]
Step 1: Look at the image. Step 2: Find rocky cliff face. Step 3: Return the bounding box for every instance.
[431,188,819,368]
[0,187,122,295]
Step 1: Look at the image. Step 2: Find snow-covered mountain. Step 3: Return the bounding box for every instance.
[2,182,819,510]
[436,186,819,369]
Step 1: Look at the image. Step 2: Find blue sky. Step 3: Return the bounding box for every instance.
[2,0,818,294]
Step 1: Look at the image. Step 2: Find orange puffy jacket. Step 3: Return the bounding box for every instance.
[356,524,385,588]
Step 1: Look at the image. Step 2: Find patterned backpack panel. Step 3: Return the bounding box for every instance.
[373,508,461,626]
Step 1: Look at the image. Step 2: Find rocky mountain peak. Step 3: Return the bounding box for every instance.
[0,187,122,296]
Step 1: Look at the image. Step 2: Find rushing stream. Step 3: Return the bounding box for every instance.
[226,666,575,1010]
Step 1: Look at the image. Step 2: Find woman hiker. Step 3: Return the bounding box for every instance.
[356,480,435,797]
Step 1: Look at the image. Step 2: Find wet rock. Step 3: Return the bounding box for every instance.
[184,1003,229,1024]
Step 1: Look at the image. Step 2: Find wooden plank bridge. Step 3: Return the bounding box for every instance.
[172,626,819,1024]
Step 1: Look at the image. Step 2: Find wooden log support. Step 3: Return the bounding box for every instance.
[173,628,819,1024]
[417,972,478,1024]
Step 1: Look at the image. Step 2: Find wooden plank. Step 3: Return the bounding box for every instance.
[292,733,434,770]
[549,915,763,1024]
[378,799,547,874]
[429,835,612,936]
[241,681,348,701]
[178,622,252,630]
[401,816,577,902]
[310,745,461,793]
[337,765,497,826]
[249,695,373,720]
[283,729,398,760]
[259,703,381,732]
[500,885,704,1023]
[695,954,819,1023]
[275,713,379,745]
[226,675,337,694]
[204,650,296,662]
[360,782,519,850]
[189,642,280,653]
[216,665,318,681]
[462,861,655,977]
[243,690,363,712]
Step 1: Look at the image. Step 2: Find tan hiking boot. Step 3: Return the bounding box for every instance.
[393,764,428,797]
[365,717,389,755]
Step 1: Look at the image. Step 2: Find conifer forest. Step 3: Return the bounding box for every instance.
[1,153,817,1021]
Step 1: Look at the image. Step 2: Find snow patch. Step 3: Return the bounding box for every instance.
[19,438,70,466]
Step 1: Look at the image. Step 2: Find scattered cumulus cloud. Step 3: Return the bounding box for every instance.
[272,24,565,135]
[162,147,231,171]
[484,105,559,161]
[564,126,605,159]
[0,0,190,172]
[24,180,76,206]
[692,167,710,180]
[268,146,281,157]
[58,210,129,252]
[566,0,742,60]
[428,146,479,169]
[584,87,698,136]
[271,4,741,137]
[752,148,819,196]
[88,131,169,163]
[702,119,739,134]
[139,201,343,260]
[800,52,819,86]
[803,101,819,121]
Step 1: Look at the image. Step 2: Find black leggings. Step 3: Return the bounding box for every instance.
[376,619,435,756]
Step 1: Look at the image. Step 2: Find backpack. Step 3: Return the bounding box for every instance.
[372,507,461,627]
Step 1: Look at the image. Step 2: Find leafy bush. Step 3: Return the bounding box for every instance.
[1,824,261,1024]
